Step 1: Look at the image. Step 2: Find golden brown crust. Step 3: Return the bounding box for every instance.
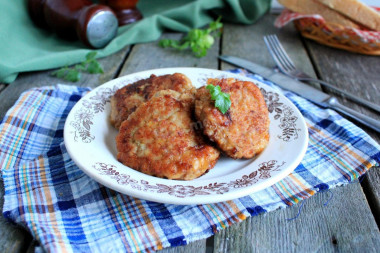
[110,73,195,129]
[195,78,270,159]
[116,90,220,180]
[316,0,380,31]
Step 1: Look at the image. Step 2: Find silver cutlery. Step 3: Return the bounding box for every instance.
[263,34,380,113]
[219,55,380,133]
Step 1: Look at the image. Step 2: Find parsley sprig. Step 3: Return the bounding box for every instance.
[159,17,223,57]
[51,52,104,82]
[206,84,231,114]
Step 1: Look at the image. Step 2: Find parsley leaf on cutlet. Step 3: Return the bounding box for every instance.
[206,84,231,114]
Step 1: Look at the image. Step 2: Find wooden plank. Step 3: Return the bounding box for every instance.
[362,172,380,225]
[220,15,316,79]
[0,46,130,119]
[159,240,207,253]
[215,14,380,252]
[0,84,6,93]
[0,47,130,252]
[0,180,32,253]
[304,39,380,225]
[304,39,380,137]
[118,33,219,75]
[213,183,380,252]
[1,13,378,253]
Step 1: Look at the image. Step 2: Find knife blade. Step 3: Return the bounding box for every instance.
[219,55,380,133]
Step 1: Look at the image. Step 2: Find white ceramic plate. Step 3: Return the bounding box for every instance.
[64,68,308,205]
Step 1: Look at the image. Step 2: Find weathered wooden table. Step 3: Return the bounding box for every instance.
[1,13,379,252]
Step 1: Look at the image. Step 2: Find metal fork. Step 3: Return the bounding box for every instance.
[263,34,380,113]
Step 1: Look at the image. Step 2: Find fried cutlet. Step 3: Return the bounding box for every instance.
[195,78,270,159]
[110,73,195,129]
[116,90,220,180]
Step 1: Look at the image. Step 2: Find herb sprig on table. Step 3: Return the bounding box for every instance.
[159,17,223,57]
[51,52,104,82]
[206,84,231,114]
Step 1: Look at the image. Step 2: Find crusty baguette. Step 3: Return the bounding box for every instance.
[316,0,380,31]
[278,0,361,28]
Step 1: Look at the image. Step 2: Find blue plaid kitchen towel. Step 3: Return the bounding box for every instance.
[1,70,379,252]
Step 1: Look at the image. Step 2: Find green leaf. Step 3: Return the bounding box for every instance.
[158,17,223,57]
[159,39,171,48]
[87,60,104,74]
[206,84,231,114]
[215,93,231,114]
[51,68,67,79]
[159,39,189,50]
[75,62,87,71]
[200,34,214,48]
[185,29,203,42]
[65,69,81,82]
[206,84,221,98]
[51,51,103,82]
[209,16,223,32]
[86,51,97,61]
[176,41,190,50]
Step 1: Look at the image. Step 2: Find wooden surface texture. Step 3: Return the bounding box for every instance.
[0,13,379,253]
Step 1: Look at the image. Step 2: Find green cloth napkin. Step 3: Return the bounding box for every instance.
[0,0,271,83]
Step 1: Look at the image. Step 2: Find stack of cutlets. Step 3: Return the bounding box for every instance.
[111,73,270,180]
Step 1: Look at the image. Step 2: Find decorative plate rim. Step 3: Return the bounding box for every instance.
[64,67,309,205]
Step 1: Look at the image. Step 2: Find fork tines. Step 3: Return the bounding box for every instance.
[263,35,296,72]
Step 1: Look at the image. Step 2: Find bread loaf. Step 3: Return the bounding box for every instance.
[316,0,380,31]
[277,0,361,28]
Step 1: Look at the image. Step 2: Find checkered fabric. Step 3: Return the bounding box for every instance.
[1,70,379,252]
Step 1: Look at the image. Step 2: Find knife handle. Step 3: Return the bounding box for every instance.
[327,97,380,133]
